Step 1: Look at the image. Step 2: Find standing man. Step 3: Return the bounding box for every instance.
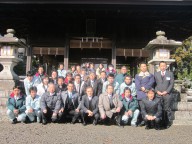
[154,61,174,128]
[55,76,67,94]
[99,84,122,126]
[102,73,120,95]
[57,63,67,78]
[135,62,155,126]
[120,75,136,96]
[24,71,36,96]
[73,74,86,98]
[49,70,58,85]
[97,71,107,96]
[83,72,100,97]
[34,65,47,85]
[80,87,99,126]
[115,66,127,85]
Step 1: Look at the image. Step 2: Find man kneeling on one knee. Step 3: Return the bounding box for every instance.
[120,87,139,127]
[80,86,99,126]
[99,84,123,126]
[141,88,162,130]
[25,86,41,123]
[7,86,27,124]
[41,83,62,125]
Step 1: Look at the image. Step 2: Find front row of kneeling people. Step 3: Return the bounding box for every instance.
[7,82,162,130]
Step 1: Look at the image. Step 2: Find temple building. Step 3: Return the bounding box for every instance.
[0,0,192,75]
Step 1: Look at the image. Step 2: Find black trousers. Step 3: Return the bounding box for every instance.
[138,100,144,123]
[157,94,173,126]
[41,107,61,122]
[144,117,160,128]
[101,112,121,125]
[80,110,99,123]
[61,109,80,122]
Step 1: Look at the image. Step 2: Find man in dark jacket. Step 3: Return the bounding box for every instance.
[60,82,81,124]
[80,87,99,126]
[41,83,62,125]
[55,76,67,94]
[154,61,174,128]
[7,86,26,124]
[83,72,100,97]
[141,88,162,130]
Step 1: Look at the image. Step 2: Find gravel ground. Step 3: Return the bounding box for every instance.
[0,122,192,144]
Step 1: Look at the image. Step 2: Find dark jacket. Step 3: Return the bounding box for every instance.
[83,79,100,96]
[60,91,81,110]
[154,71,174,94]
[141,97,162,118]
[55,84,67,94]
[7,93,26,113]
[81,95,99,115]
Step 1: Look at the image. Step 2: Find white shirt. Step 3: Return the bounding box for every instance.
[161,71,166,76]
[88,96,92,101]
[108,94,112,99]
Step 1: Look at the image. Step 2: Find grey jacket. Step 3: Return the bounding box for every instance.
[40,92,61,113]
[154,71,174,94]
[98,92,122,118]
[81,95,99,115]
[60,91,81,110]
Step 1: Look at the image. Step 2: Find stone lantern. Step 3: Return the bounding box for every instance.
[144,31,182,74]
[0,29,28,90]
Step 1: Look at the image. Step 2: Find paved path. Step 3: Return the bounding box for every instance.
[0,122,191,144]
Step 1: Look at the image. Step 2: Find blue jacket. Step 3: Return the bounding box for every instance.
[119,95,138,112]
[135,72,155,100]
[7,93,26,113]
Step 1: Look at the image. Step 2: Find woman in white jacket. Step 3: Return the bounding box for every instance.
[37,76,49,97]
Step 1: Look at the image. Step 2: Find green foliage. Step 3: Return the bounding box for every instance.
[172,36,192,80]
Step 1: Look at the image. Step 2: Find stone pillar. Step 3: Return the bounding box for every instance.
[64,38,69,70]
[0,29,27,118]
[144,31,182,74]
[111,40,116,69]
[26,46,32,73]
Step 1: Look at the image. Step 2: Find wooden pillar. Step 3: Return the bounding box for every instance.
[64,38,69,70]
[111,40,116,69]
[26,46,32,73]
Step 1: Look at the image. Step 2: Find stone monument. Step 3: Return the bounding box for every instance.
[144,31,182,74]
[0,29,27,118]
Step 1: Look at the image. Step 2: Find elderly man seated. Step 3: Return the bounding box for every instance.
[40,83,62,125]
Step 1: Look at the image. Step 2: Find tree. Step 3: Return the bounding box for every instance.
[172,36,192,80]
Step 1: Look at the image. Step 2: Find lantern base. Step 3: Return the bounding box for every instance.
[0,56,21,80]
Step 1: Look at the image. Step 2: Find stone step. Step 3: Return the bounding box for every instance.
[172,102,192,111]
[173,120,192,125]
[174,111,192,120]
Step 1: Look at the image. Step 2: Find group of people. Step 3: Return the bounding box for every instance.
[6,61,174,130]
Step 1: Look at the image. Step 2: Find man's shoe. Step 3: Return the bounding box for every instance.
[145,125,150,130]
[138,121,145,127]
[93,120,97,126]
[131,124,137,127]
[42,119,47,125]
[155,125,161,130]
[166,121,173,129]
[11,118,17,124]
[82,122,87,126]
